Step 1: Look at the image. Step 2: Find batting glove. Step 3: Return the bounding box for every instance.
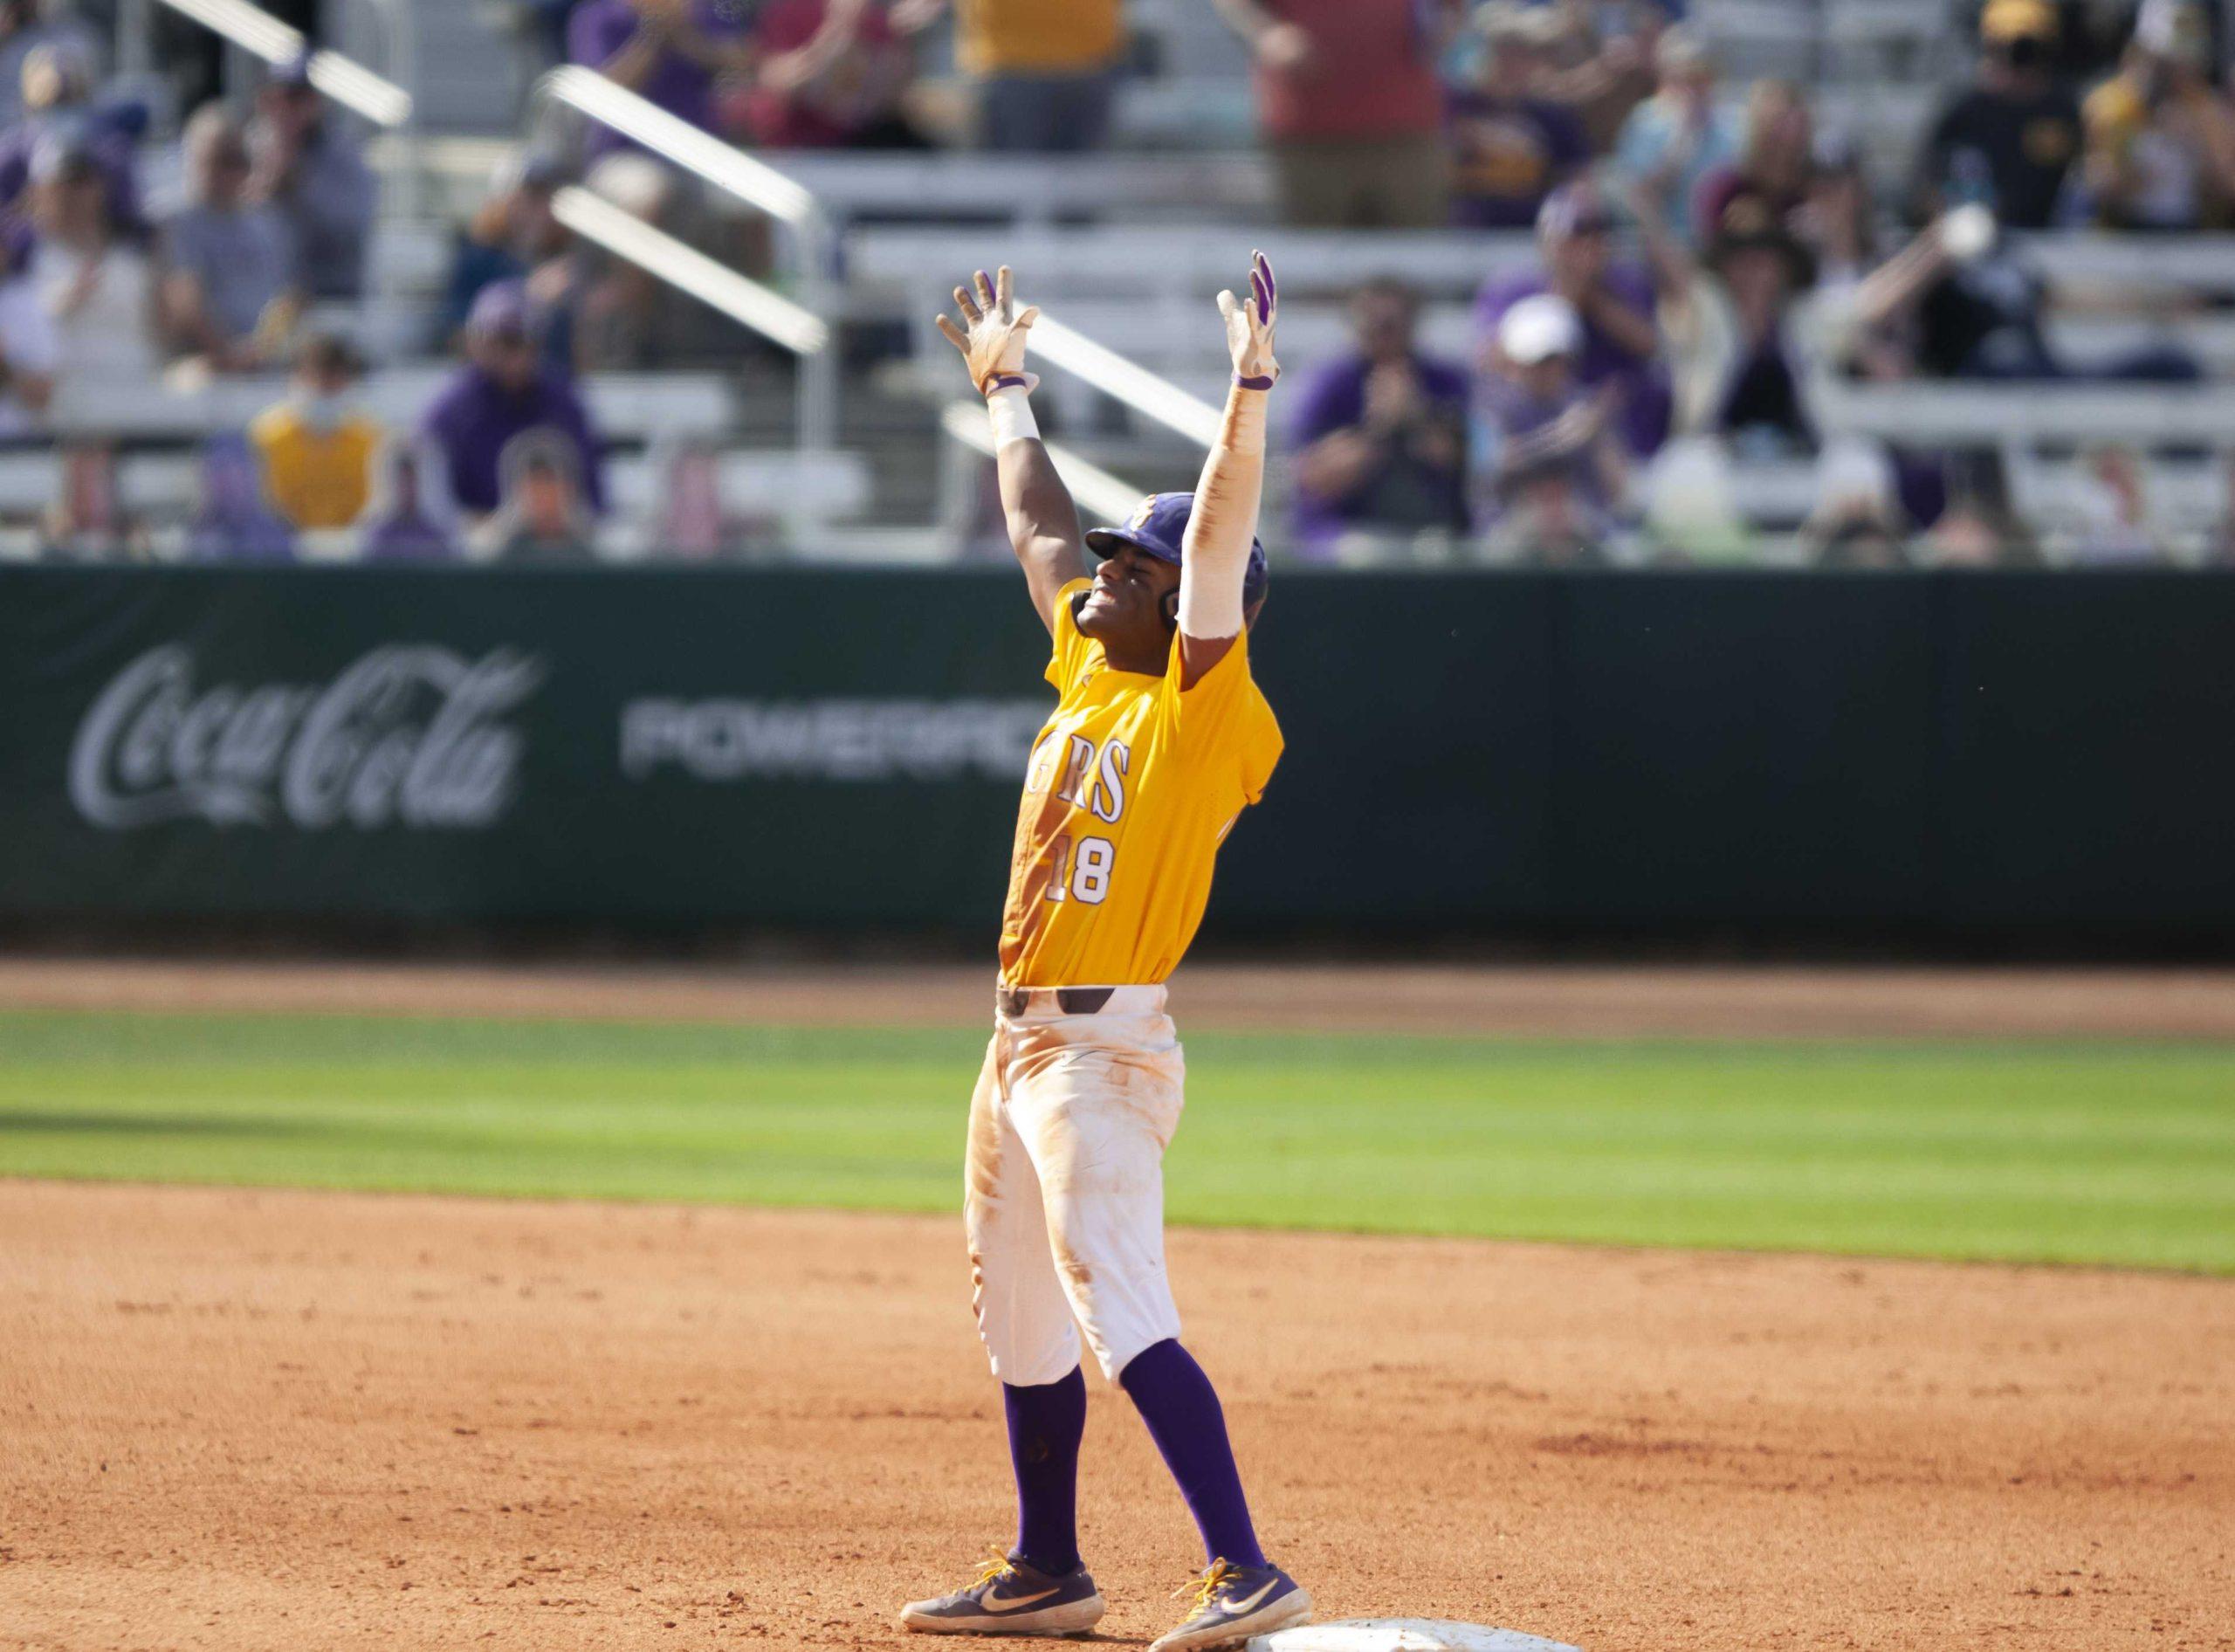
[936,265,1042,399]
[1216,250,1280,390]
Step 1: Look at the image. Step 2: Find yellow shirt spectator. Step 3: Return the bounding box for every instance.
[249,400,383,530]
[956,0,1122,78]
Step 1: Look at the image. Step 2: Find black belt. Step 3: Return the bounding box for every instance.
[997,987,1117,1017]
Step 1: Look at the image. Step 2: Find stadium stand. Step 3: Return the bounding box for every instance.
[1,0,2232,567]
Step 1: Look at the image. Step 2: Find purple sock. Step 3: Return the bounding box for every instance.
[1118,1339,1266,1568]
[1001,1366,1086,1575]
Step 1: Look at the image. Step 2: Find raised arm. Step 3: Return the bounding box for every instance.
[936,265,1080,634]
[1176,251,1279,691]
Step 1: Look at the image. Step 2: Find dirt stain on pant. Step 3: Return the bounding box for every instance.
[966,1006,1185,1382]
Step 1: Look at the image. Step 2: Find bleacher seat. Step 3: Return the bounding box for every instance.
[0,444,870,559]
[40,369,733,444]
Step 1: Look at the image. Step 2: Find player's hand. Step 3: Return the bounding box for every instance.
[935,265,1042,398]
[1216,250,1279,388]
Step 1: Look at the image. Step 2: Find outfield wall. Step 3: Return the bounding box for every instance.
[3,567,2232,946]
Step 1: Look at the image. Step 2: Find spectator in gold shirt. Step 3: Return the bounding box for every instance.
[248,333,383,532]
[813,0,1124,151]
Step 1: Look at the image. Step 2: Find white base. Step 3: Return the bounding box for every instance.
[1249,1621,1582,1652]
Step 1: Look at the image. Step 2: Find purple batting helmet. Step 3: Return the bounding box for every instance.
[1084,492,1270,629]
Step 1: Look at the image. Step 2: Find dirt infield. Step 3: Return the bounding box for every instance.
[5,955,2235,1038]
[4,1181,2231,1652]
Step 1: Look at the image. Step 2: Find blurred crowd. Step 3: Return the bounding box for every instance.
[5,0,2235,568]
[471,0,2235,229]
[1276,0,2235,568]
[0,0,687,563]
[1279,171,2232,568]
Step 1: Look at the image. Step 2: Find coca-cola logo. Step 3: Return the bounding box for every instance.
[69,644,544,831]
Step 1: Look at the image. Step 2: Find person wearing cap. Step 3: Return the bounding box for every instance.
[1639,184,1819,451]
[0,0,102,129]
[419,280,606,522]
[1477,291,1626,551]
[440,150,575,355]
[248,52,376,302]
[1912,0,2082,229]
[0,37,142,232]
[479,428,598,564]
[1475,182,1668,457]
[1610,25,1738,245]
[567,0,757,156]
[1448,3,1592,231]
[249,332,384,532]
[909,255,1314,1652]
[1213,0,1453,228]
[356,442,458,563]
[2079,0,2235,231]
[27,136,159,395]
[0,213,57,436]
[1289,277,1471,554]
[159,104,299,374]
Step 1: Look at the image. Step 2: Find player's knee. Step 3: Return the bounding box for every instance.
[1083,1313,1179,1384]
[981,1323,1083,1388]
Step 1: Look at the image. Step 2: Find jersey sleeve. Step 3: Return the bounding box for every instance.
[1161,630,1285,808]
[1044,578,1095,692]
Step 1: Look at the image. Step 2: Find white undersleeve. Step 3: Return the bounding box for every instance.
[987,383,1039,448]
[1175,386,1268,639]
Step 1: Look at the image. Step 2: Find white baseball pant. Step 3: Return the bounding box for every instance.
[965,984,1186,1387]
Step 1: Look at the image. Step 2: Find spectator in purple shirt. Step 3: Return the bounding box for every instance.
[184,434,297,564]
[1448,4,1591,230]
[567,0,756,155]
[1290,277,1473,554]
[0,39,142,233]
[1478,293,1626,546]
[420,281,606,523]
[358,443,458,562]
[1475,182,1669,455]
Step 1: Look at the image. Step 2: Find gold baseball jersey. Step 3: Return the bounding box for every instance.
[999,579,1283,987]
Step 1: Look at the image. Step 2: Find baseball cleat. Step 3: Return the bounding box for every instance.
[897,1547,1106,1637]
[1147,1559,1313,1651]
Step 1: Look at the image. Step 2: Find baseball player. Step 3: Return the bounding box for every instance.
[897,258,1310,1652]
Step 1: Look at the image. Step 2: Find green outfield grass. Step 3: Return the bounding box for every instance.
[1,1010,2230,1272]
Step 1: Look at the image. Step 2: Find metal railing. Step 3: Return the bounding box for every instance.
[151,0,414,123]
[531,66,840,453]
[108,4,1216,539]
[527,67,1226,506]
[550,189,828,358]
[141,0,418,211]
[113,17,842,461]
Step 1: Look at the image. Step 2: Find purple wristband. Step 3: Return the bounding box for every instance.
[1234,375,1276,391]
[986,374,1029,395]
